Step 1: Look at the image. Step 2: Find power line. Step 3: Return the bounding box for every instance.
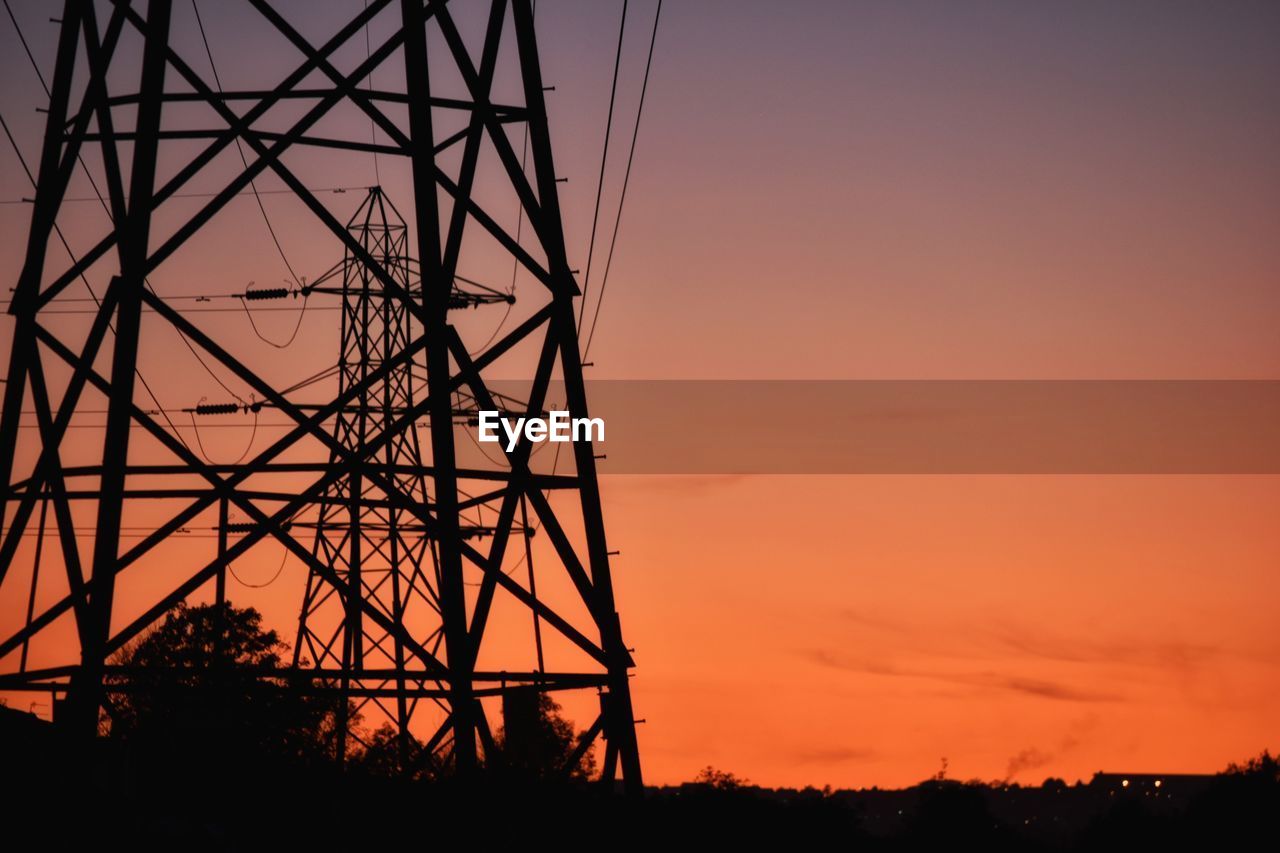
[2,0,247,417]
[576,0,629,334]
[2,305,338,316]
[239,291,312,348]
[477,14,534,362]
[188,405,259,465]
[0,103,194,452]
[2,0,46,89]
[4,293,266,305]
[228,542,288,588]
[13,423,290,430]
[4,0,118,238]
[583,0,662,361]
[0,186,364,205]
[362,0,382,187]
[191,0,303,289]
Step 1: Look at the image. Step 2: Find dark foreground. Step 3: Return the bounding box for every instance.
[3,705,1275,851]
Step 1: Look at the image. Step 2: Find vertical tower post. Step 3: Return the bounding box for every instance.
[71,0,173,737]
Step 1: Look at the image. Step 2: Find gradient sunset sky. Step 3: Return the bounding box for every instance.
[1,0,1278,788]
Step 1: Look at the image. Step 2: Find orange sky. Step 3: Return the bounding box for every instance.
[606,474,1280,787]
[1,1,1279,788]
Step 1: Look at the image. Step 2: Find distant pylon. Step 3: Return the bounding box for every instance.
[294,187,516,767]
[294,188,433,765]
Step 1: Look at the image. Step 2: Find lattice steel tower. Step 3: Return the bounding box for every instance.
[0,0,643,790]
[296,189,436,761]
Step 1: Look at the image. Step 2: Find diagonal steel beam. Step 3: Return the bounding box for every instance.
[37,0,398,308]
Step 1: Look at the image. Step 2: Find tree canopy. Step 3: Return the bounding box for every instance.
[106,602,597,783]
[490,689,596,781]
[107,601,349,770]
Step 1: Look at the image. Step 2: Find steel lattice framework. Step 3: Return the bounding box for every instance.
[0,0,642,790]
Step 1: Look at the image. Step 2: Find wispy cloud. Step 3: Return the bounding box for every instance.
[798,648,1120,703]
[830,606,1266,679]
[996,675,1117,702]
[981,621,1224,671]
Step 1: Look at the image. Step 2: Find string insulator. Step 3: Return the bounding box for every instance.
[243,287,290,301]
[194,402,239,415]
[224,521,291,533]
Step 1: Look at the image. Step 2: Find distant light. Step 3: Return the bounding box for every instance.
[1154,779,1162,788]
[1121,779,1130,787]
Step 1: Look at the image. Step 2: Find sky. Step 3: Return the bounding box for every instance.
[1,0,1278,789]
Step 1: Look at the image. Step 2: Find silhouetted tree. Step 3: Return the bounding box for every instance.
[1184,750,1280,848]
[1224,749,1280,781]
[351,723,430,779]
[107,601,353,774]
[906,780,1010,849]
[693,765,750,790]
[489,691,596,780]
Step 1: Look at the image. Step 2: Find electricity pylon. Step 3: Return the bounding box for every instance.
[293,186,513,766]
[0,0,642,790]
